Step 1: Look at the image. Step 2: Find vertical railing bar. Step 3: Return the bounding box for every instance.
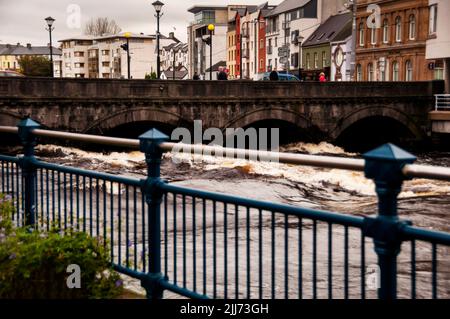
[163,192,168,278]
[40,168,44,229]
[141,189,145,272]
[103,179,107,250]
[299,217,303,299]
[344,225,349,300]
[46,169,49,231]
[271,211,276,299]
[313,219,317,299]
[110,180,114,265]
[285,214,289,299]
[328,222,332,299]
[173,193,177,285]
[411,240,416,299]
[224,202,228,300]
[69,174,73,229]
[83,175,87,233]
[202,198,206,296]
[133,186,137,271]
[52,170,55,227]
[125,185,129,268]
[118,183,122,267]
[259,208,263,299]
[182,194,187,288]
[57,171,61,229]
[432,243,437,299]
[213,200,217,299]
[76,174,80,231]
[96,178,100,237]
[192,196,197,293]
[235,204,239,300]
[246,206,251,299]
[361,232,365,300]
[64,173,67,230]
[89,177,93,237]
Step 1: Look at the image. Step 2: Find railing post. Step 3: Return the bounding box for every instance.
[17,118,40,228]
[363,144,416,300]
[139,128,169,299]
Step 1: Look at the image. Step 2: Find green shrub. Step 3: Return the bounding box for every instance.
[0,194,123,299]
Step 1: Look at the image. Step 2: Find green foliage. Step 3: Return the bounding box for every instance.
[17,55,52,77]
[145,72,158,80]
[0,194,123,299]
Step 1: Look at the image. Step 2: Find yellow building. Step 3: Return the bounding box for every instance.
[0,43,62,76]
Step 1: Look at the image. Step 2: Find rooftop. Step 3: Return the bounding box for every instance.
[302,12,352,47]
[188,5,228,14]
[266,0,312,17]
[0,43,62,56]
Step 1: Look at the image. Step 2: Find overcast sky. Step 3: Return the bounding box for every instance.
[0,0,283,46]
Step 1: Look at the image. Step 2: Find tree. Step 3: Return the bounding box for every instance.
[18,56,52,77]
[84,17,121,36]
[145,72,158,80]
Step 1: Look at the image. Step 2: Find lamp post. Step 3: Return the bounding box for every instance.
[298,35,304,80]
[121,32,131,79]
[45,16,55,78]
[152,1,164,79]
[208,24,215,80]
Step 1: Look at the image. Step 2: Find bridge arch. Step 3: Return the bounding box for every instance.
[83,108,190,136]
[331,106,424,140]
[224,107,311,130]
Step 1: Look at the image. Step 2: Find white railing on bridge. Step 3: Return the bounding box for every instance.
[435,94,450,111]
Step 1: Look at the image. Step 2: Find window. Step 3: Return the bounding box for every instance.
[275,58,278,69]
[371,27,377,45]
[102,62,110,67]
[392,61,399,81]
[102,50,110,56]
[102,73,110,78]
[409,15,416,40]
[306,53,310,69]
[383,19,389,43]
[405,60,413,81]
[429,4,438,34]
[75,73,85,78]
[322,51,326,68]
[74,51,84,57]
[65,62,71,68]
[74,63,84,68]
[359,22,365,46]
[275,37,278,47]
[368,63,374,81]
[260,59,264,69]
[395,17,402,42]
[356,64,362,81]
[314,52,318,69]
[435,67,444,80]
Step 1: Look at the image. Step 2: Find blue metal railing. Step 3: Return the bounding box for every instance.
[0,118,449,299]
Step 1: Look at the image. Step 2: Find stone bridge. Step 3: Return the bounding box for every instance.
[0,77,445,149]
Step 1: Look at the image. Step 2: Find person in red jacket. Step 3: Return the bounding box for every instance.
[319,72,327,82]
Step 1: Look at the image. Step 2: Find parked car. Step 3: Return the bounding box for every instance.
[0,70,25,77]
[260,72,299,81]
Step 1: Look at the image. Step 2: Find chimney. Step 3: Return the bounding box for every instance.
[26,43,31,49]
[16,42,20,46]
[169,32,174,39]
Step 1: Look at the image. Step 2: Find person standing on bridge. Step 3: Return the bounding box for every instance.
[193,72,200,80]
[319,72,327,82]
[269,70,279,81]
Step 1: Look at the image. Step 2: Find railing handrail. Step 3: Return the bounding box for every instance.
[1,125,450,181]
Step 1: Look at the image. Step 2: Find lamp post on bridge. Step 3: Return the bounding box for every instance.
[208,24,215,81]
[152,1,164,80]
[121,32,132,79]
[45,16,55,78]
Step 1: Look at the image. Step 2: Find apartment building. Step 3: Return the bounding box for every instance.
[188,5,243,79]
[0,43,62,77]
[356,0,433,82]
[265,0,347,76]
[426,0,450,92]
[301,12,352,81]
[161,42,189,80]
[59,32,178,79]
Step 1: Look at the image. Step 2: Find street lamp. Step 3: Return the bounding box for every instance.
[45,16,55,78]
[298,35,304,80]
[208,24,215,81]
[152,1,164,79]
[121,32,132,79]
